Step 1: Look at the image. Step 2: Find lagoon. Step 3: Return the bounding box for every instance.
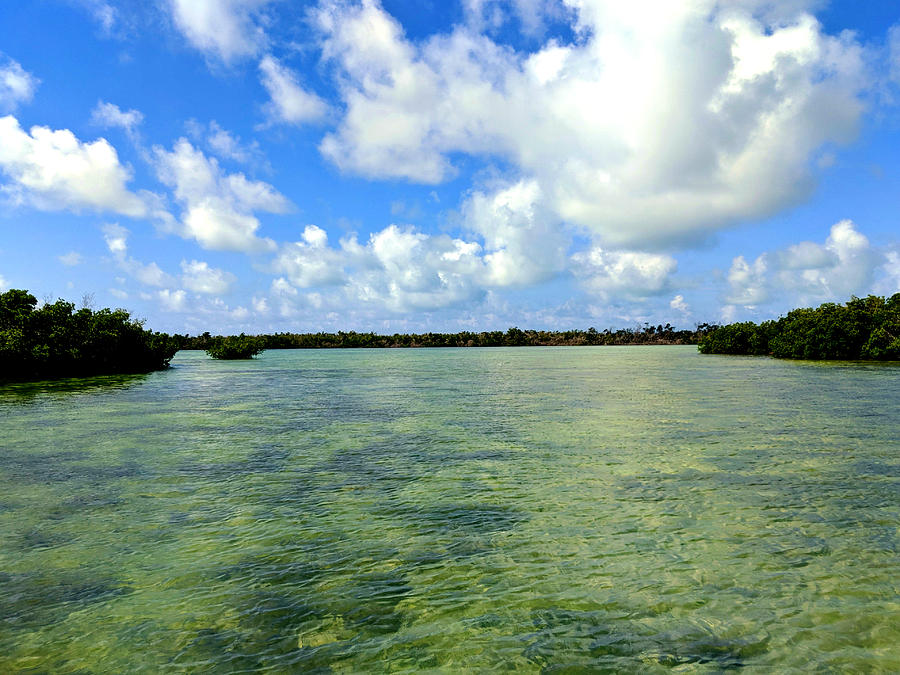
[1,346,898,671]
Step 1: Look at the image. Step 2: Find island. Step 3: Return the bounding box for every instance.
[698,294,900,360]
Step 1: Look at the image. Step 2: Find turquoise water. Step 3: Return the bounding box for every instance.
[1,346,898,672]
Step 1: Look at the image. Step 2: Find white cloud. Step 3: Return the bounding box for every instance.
[58,251,83,266]
[70,0,117,33]
[271,276,298,296]
[0,274,8,291]
[670,294,689,313]
[153,138,289,252]
[259,55,328,125]
[889,24,900,85]
[186,120,267,168]
[102,223,174,288]
[207,123,251,162]
[463,0,565,37]
[0,56,39,112]
[720,304,738,324]
[180,259,236,295]
[726,220,883,309]
[878,250,900,296]
[132,260,171,287]
[462,179,567,287]
[91,101,143,137]
[103,223,129,255]
[158,288,188,311]
[166,0,273,62]
[0,115,148,216]
[271,225,347,287]
[572,246,677,300]
[252,295,269,313]
[726,254,769,305]
[353,224,486,311]
[791,219,880,299]
[268,221,489,313]
[314,0,865,247]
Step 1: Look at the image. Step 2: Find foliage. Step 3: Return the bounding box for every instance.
[205,334,265,360]
[179,324,711,351]
[697,321,774,355]
[0,289,179,381]
[698,294,900,360]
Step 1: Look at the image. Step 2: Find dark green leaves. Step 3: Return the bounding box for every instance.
[0,289,179,381]
[699,294,900,360]
[206,334,265,360]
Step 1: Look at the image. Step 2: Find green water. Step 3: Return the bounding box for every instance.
[1,346,898,672]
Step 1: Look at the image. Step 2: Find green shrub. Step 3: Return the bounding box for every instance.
[205,334,265,360]
[0,289,179,381]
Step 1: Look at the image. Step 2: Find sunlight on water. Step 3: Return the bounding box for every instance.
[1,347,899,672]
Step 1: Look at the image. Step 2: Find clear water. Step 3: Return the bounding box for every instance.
[1,347,898,673]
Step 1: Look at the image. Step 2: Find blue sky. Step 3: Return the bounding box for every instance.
[1,0,898,334]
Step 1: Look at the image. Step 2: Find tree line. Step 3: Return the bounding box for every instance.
[698,294,900,360]
[176,323,710,351]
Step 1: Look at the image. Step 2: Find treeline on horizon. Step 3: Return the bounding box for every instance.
[698,294,900,360]
[175,323,711,351]
[1,289,178,381]
[5,288,899,383]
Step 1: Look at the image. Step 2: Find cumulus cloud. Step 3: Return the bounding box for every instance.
[0,274,8,291]
[726,254,769,306]
[0,56,39,112]
[572,246,677,300]
[91,101,143,137]
[462,179,567,287]
[252,295,269,313]
[463,0,568,37]
[877,250,900,296]
[180,259,236,294]
[670,294,689,314]
[153,138,290,252]
[166,0,273,62]
[889,24,900,85]
[270,222,488,313]
[58,251,83,266]
[259,56,328,125]
[271,225,347,287]
[351,224,486,311]
[266,211,677,315]
[314,0,865,247]
[726,220,884,309]
[185,120,267,168]
[158,288,187,311]
[102,223,174,287]
[69,0,117,33]
[0,115,148,216]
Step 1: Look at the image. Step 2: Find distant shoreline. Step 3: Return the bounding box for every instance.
[176,326,709,351]
[178,341,698,350]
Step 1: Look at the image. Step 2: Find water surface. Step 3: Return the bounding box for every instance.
[2,347,898,672]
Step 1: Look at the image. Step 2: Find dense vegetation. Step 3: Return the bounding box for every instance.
[178,323,711,351]
[698,294,900,360]
[1,289,179,381]
[205,334,265,359]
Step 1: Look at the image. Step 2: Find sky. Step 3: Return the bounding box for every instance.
[1,0,899,335]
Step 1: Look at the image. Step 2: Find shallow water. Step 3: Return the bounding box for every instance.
[1,346,898,672]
